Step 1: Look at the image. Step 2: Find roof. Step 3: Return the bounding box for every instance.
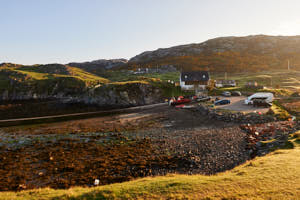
[181,71,210,82]
[248,92,274,98]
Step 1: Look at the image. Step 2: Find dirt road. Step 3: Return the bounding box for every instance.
[0,102,167,127]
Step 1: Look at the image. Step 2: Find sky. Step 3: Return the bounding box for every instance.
[1,0,300,65]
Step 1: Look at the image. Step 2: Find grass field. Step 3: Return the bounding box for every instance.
[110,70,300,97]
[211,70,300,91]
[99,70,300,98]
[1,136,299,200]
[132,69,300,92]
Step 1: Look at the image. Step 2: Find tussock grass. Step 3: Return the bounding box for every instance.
[1,140,300,200]
[66,66,110,84]
[269,102,291,120]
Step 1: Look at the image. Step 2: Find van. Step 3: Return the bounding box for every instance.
[244,92,274,105]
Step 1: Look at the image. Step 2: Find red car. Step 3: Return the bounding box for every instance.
[169,96,191,106]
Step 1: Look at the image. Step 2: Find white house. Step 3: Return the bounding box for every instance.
[180,71,210,91]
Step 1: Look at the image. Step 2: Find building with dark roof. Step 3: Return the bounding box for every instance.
[179,71,210,91]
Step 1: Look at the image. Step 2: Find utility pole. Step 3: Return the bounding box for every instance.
[288,60,290,71]
[225,72,227,80]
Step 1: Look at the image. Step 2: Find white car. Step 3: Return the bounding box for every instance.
[244,92,274,105]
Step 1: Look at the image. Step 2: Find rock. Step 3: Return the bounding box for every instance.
[196,104,275,124]
[256,142,262,148]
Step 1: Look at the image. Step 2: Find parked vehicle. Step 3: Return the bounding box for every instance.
[195,96,211,102]
[231,91,242,96]
[169,96,191,106]
[214,99,231,105]
[244,92,274,105]
[253,99,272,107]
[221,91,231,97]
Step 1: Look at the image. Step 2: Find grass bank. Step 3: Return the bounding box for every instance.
[1,138,300,200]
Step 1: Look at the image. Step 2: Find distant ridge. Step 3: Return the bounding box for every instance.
[3,35,300,73]
[68,59,128,75]
[128,35,300,72]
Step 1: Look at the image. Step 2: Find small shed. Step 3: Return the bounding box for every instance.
[216,80,236,87]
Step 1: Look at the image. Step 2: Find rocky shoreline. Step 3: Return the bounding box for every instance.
[0,103,298,191]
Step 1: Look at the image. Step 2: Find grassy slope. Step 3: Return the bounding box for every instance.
[65,66,110,85]
[2,64,299,97]
[1,139,300,200]
[118,70,299,95]
[211,70,300,91]
[0,65,110,89]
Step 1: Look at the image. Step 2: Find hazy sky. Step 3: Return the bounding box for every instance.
[1,0,300,64]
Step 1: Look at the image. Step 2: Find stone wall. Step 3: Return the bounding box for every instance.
[195,104,276,124]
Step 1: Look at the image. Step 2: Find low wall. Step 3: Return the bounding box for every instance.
[195,104,276,124]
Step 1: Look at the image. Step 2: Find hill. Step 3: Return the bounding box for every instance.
[0,63,110,100]
[0,63,167,107]
[4,35,300,75]
[129,35,300,72]
[68,59,128,76]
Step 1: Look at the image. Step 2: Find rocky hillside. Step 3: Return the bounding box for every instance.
[68,59,128,75]
[75,82,163,107]
[0,63,163,107]
[129,35,300,72]
[0,63,108,100]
